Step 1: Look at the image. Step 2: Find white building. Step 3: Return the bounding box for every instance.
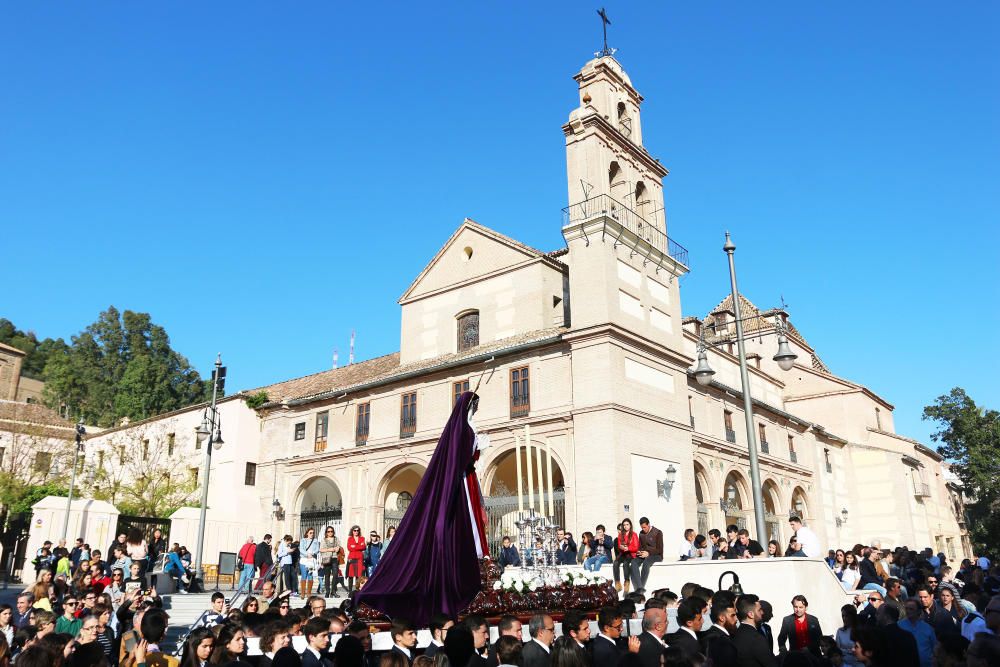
[62,54,969,569]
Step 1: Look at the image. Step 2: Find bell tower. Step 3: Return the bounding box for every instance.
[560,54,689,342]
[563,56,668,237]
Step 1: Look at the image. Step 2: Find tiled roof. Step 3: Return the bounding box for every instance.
[703,295,830,373]
[254,327,566,406]
[254,353,402,404]
[0,399,76,440]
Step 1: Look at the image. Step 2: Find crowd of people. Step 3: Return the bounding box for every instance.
[10,516,999,667]
[242,526,397,601]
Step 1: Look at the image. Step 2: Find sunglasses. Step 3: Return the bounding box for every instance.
[279,605,290,609]
[868,597,882,602]
[65,602,78,607]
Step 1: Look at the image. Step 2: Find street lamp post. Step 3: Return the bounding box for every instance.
[724,233,769,545]
[61,419,87,542]
[192,354,225,580]
[693,232,799,543]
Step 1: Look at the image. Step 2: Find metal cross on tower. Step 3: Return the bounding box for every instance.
[596,8,616,57]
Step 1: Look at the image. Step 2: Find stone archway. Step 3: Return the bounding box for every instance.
[377,462,426,537]
[722,471,750,530]
[762,479,783,545]
[484,447,566,559]
[693,461,713,535]
[790,486,809,522]
[295,476,344,540]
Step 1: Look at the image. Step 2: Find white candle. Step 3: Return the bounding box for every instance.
[546,437,555,521]
[525,425,535,513]
[531,425,545,517]
[515,434,524,513]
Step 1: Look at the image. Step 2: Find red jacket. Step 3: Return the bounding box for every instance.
[238,542,257,566]
[617,531,639,558]
[347,536,366,560]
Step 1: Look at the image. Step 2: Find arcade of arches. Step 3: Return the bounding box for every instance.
[692,461,811,547]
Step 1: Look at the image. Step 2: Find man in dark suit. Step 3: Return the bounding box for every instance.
[254,534,274,591]
[776,596,822,654]
[389,618,418,666]
[664,597,704,659]
[522,614,555,667]
[425,614,455,659]
[731,594,776,667]
[636,607,667,667]
[302,617,334,667]
[592,606,628,667]
[699,598,737,654]
[875,604,919,667]
[758,600,775,654]
[465,615,491,666]
[486,615,522,667]
[857,591,885,626]
[562,611,592,664]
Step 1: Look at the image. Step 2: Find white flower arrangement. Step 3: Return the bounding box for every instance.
[562,570,610,587]
[498,572,543,594]
[496,570,609,595]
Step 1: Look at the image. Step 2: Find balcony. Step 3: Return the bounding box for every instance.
[511,394,530,419]
[825,462,833,474]
[914,481,931,498]
[790,451,798,464]
[400,417,416,439]
[760,440,769,454]
[725,429,737,443]
[690,415,695,428]
[314,438,327,453]
[562,194,689,267]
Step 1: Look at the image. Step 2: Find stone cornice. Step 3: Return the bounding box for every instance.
[562,322,695,371]
[562,113,668,178]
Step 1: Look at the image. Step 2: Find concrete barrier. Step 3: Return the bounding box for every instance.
[597,557,855,636]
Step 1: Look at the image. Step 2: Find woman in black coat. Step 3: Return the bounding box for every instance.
[776,595,823,654]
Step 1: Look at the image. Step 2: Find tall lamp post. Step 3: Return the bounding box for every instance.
[61,419,87,542]
[192,354,225,580]
[693,232,799,542]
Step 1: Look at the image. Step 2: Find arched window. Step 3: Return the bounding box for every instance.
[457,311,479,351]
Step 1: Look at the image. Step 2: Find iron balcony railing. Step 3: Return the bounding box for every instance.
[562,193,689,267]
[400,416,416,438]
[790,451,799,464]
[760,440,769,454]
[725,429,737,443]
[510,393,530,419]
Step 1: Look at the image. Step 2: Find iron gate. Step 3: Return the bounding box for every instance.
[298,501,343,541]
[383,492,412,536]
[483,488,565,561]
[116,515,171,543]
[697,503,710,536]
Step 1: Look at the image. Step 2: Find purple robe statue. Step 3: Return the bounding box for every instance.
[354,391,488,625]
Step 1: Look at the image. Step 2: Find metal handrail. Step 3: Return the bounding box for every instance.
[172,564,279,655]
[561,193,689,266]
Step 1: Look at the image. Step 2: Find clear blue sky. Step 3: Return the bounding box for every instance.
[2,2,997,445]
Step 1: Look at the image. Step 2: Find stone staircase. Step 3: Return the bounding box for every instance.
[159,591,346,654]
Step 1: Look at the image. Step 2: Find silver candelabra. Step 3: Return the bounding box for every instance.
[513,510,562,585]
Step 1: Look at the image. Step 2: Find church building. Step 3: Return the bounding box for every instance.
[65,55,970,567]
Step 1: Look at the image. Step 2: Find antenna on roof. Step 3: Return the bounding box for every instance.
[333,349,339,370]
[349,330,355,365]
